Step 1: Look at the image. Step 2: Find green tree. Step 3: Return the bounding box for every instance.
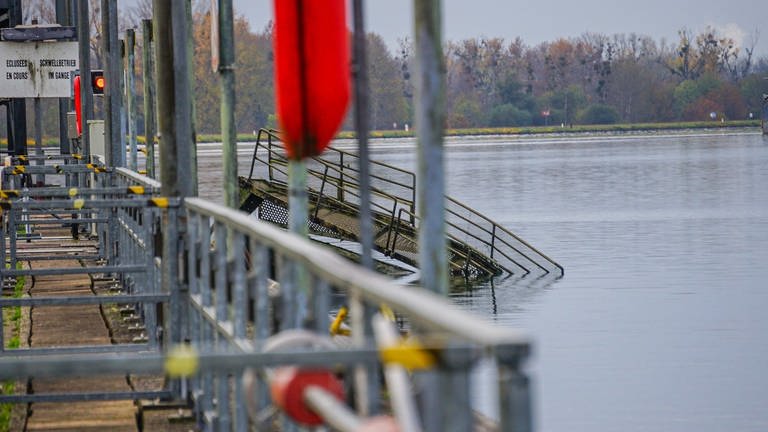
[578,104,620,124]
[489,104,533,127]
[367,33,409,130]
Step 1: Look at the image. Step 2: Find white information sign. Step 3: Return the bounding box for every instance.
[0,41,79,98]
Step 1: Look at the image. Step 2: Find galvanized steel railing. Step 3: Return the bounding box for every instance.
[0,158,172,405]
[178,197,532,431]
[1,159,534,431]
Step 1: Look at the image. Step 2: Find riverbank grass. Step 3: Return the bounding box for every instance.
[1,267,24,432]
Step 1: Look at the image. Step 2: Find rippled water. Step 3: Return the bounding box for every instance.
[200,130,768,432]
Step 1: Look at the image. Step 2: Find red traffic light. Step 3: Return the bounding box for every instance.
[91,70,105,94]
[94,76,105,91]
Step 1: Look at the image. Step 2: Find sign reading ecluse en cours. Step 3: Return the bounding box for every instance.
[0,41,78,98]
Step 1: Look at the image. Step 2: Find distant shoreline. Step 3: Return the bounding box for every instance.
[15,120,762,147]
[198,120,762,142]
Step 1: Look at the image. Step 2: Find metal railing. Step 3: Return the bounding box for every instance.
[179,197,532,431]
[0,159,172,404]
[245,128,563,278]
[1,160,533,431]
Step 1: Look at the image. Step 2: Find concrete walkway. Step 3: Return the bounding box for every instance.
[24,255,137,432]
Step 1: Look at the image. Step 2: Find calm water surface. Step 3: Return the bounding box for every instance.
[200,131,768,432]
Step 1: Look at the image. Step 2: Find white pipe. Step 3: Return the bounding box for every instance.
[372,314,423,432]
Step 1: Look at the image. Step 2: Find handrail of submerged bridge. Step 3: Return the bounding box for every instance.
[246,128,563,278]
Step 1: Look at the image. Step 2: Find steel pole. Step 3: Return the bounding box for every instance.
[413,0,448,295]
[126,29,138,171]
[352,0,372,270]
[171,0,197,197]
[34,97,43,185]
[77,0,92,157]
[102,0,124,167]
[153,0,175,196]
[351,0,380,417]
[141,20,156,178]
[56,0,71,155]
[218,0,237,209]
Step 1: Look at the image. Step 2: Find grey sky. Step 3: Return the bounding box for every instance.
[232,0,766,56]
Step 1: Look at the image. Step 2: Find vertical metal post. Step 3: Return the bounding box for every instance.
[498,364,533,432]
[153,0,175,196]
[34,97,43,185]
[413,0,448,295]
[171,0,197,197]
[287,160,309,328]
[217,0,238,209]
[56,0,71,155]
[288,161,308,237]
[141,20,157,178]
[126,29,138,171]
[77,0,93,158]
[351,0,379,417]
[352,0,372,270]
[7,0,26,157]
[102,0,124,167]
[154,0,182,398]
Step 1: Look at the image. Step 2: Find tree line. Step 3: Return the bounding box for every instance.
[7,1,768,140]
[191,14,768,133]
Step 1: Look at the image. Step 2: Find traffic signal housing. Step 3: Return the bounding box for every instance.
[91,70,105,94]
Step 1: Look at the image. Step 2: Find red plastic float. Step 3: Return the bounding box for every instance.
[73,74,82,135]
[272,0,351,159]
[269,367,345,426]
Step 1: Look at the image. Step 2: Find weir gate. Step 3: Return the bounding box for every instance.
[0,153,533,431]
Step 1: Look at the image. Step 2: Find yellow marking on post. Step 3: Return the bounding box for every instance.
[72,154,83,160]
[0,190,19,199]
[138,170,147,175]
[330,306,351,336]
[380,340,437,371]
[86,164,95,170]
[55,165,64,173]
[165,345,200,378]
[13,166,25,174]
[380,304,396,322]
[139,147,147,155]
[73,199,85,210]
[150,197,169,208]
[17,155,27,162]
[128,186,145,195]
[68,188,78,197]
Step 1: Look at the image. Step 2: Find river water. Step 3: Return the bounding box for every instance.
[199,130,768,432]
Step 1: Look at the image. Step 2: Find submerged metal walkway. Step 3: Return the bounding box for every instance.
[240,128,564,280]
[1,154,534,431]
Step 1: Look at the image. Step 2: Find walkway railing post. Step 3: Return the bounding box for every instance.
[217,0,238,209]
[102,0,124,167]
[413,0,448,295]
[141,19,156,178]
[56,0,71,155]
[77,0,93,158]
[351,0,380,417]
[126,29,138,171]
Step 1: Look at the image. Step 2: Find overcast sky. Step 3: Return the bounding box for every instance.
[231,0,766,56]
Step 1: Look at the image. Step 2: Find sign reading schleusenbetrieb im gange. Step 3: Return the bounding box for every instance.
[0,41,78,98]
